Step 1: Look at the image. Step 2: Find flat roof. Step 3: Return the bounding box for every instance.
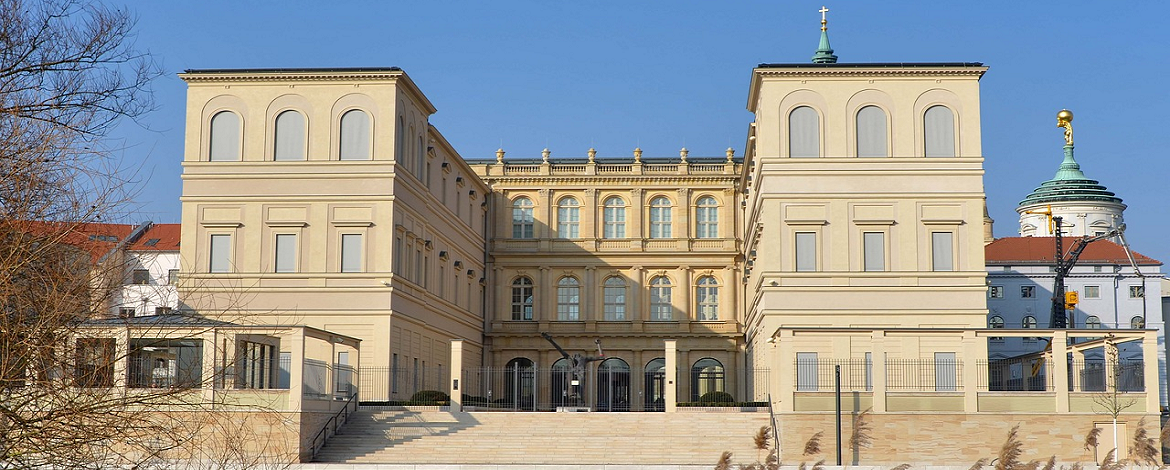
[756,62,984,69]
[182,67,402,74]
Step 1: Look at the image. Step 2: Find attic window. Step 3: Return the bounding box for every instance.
[89,235,118,242]
[144,239,160,247]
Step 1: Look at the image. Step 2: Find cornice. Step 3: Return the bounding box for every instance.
[479,175,740,185]
[179,71,405,83]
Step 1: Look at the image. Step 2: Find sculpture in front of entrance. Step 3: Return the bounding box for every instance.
[540,332,604,409]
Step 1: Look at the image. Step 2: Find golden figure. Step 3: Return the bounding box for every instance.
[1056,109,1074,146]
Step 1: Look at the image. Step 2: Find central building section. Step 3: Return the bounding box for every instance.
[469,152,744,410]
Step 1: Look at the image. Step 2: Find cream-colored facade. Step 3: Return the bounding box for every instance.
[469,153,745,408]
[741,63,992,367]
[177,69,487,395]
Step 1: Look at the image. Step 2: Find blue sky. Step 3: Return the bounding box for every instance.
[111,1,1170,266]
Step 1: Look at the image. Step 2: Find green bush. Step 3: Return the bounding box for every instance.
[677,401,767,408]
[410,390,450,402]
[698,391,735,403]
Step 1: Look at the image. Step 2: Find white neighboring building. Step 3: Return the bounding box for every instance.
[985,236,1166,403]
[109,223,181,317]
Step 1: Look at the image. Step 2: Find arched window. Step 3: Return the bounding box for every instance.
[789,106,820,158]
[209,111,240,161]
[924,105,955,157]
[650,276,672,321]
[339,109,371,160]
[603,197,626,238]
[417,135,425,176]
[511,277,534,321]
[695,196,718,239]
[1085,316,1102,329]
[551,358,573,408]
[1022,315,1037,329]
[603,276,627,321]
[504,357,535,410]
[691,358,725,401]
[556,277,580,321]
[273,110,305,161]
[696,276,719,321]
[511,197,534,239]
[649,196,672,239]
[395,117,404,165]
[1131,316,1145,329]
[988,315,1005,329]
[557,197,580,238]
[644,358,666,411]
[597,358,630,411]
[856,106,888,157]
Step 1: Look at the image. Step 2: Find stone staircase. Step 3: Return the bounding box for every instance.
[312,407,773,465]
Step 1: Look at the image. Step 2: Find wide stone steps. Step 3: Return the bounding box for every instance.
[313,408,773,465]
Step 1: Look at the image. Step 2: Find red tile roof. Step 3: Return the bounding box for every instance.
[985,237,1161,266]
[2,220,136,262]
[128,223,180,251]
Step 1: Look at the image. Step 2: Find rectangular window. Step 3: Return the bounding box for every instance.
[934,352,957,391]
[155,307,172,315]
[1084,285,1101,298]
[1129,285,1145,298]
[167,269,179,284]
[438,263,446,296]
[131,269,150,285]
[341,234,363,273]
[795,232,816,272]
[75,338,115,387]
[931,232,953,272]
[862,232,885,271]
[209,234,231,273]
[796,352,818,391]
[988,286,1004,299]
[1093,265,1103,273]
[394,235,403,274]
[1020,285,1035,298]
[274,234,296,273]
[119,307,136,318]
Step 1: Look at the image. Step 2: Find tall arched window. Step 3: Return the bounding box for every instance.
[503,357,535,410]
[511,197,534,239]
[273,110,305,161]
[417,135,426,177]
[649,197,672,239]
[650,276,672,321]
[551,358,572,407]
[696,276,719,321]
[557,197,580,238]
[603,197,626,239]
[856,106,888,157]
[597,358,630,411]
[924,105,955,157]
[209,111,240,161]
[396,117,404,165]
[695,196,718,239]
[339,109,371,160]
[511,277,534,321]
[603,276,626,321]
[556,277,580,321]
[789,106,820,158]
[691,358,725,401]
[1085,316,1102,329]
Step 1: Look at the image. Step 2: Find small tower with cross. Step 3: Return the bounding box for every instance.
[812,6,838,64]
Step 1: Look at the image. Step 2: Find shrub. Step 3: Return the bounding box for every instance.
[409,390,449,403]
[698,391,736,403]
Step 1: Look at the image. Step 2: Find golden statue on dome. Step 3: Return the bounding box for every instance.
[1056,109,1074,146]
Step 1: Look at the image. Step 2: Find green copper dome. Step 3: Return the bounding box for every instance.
[1018,145,1123,207]
[812,25,838,64]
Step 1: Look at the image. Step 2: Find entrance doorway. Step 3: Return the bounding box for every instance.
[597,358,630,411]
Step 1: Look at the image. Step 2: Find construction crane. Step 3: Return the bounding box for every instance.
[1047,217,1129,328]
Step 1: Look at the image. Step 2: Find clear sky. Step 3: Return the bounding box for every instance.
[110,1,1170,266]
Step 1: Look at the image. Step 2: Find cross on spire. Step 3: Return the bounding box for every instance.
[819,6,829,30]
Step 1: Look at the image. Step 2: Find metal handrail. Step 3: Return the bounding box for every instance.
[309,391,359,461]
[767,393,781,463]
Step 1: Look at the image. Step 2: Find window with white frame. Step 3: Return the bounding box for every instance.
[511,277,534,321]
[273,110,305,161]
[1084,285,1101,298]
[1129,285,1145,298]
[696,276,719,321]
[1085,315,1102,329]
[556,277,580,321]
[340,234,363,273]
[557,197,580,238]
[695,196,718,238]
[795,232,817,272]
[988,286,1004,299]
[131,269,150,285]
[649,197,672,239]
[649,276,672,321]
[274,233,296,273]
[339,109,371,160]
[167,269,179,285]
[603,276,626,321]
[789,106,820,158]
[856,105,888,157]
[209,234,231,273]
[1131,316,1145,329]
[924,105,956,157]
[209,111,240,162]
[511,197,534,239]
[1022,315,1037,341]
[603,196,626,238]
[931,231,954,271]
[1020,285,1035,298]
[862,231,885,271]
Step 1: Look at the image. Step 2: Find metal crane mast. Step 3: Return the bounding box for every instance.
[1048,217,1127,328]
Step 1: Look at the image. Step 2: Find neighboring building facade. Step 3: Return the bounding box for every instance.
[176,69,488,398]
[111,223,182,318]
[468,151,744,409]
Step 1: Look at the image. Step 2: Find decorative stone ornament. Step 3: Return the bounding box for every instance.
[726,147,735,161]
[588,147,596,163]
[496,148,505,163]
[679,147,688,163]
[542,148,551,163]
[633,147,642,163]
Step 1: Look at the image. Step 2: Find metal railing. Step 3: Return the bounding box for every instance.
[886,359,962,391]
[358,366,447,402]
[1069,360,1145,392]
[978,358,1053,391]
[308,390,359,461]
